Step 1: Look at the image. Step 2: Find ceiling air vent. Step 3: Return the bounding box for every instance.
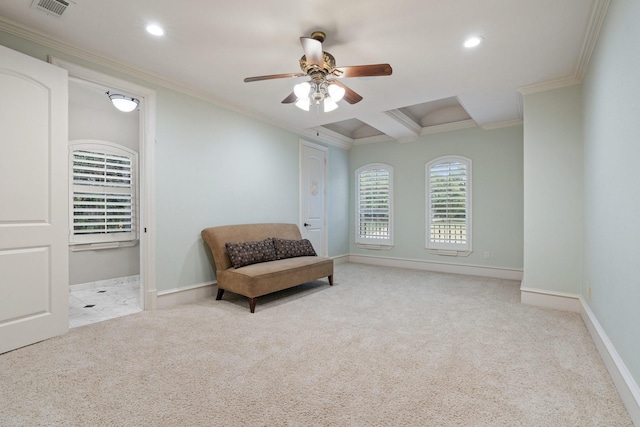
[30,0,73,19]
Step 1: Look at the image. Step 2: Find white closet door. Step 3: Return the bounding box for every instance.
[300,142,327,256]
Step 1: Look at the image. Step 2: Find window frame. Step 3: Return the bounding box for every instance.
[425,155,472,256]
[355,163,394,248]
[69,140,138,250]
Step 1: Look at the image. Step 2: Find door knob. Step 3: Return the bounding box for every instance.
[304,223,311,227]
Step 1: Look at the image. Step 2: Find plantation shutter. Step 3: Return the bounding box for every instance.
[70,143,137,245]
[356,165,393,245]
[426,157,471,253]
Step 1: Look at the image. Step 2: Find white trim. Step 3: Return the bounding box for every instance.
[426,248,472,257]
[481,118,524,131]
[156,282,216,310]
[580,297,640,424]
[356,243,393,250]
[385,109,423,135]
[70,241,137,251]
[331,254,350,264]
[50,57,158,311]
[517,0,610,96]
[519,286,581,312]
[349,254,523,280]
[575,0,611,81]
[350,134,395,146]
[302,127,352,150]
[420,119,478,136]
[518,75,582,96]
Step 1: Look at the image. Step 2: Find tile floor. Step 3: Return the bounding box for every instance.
[69,281,141,328]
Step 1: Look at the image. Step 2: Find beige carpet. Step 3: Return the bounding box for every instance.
[0,263,632,426]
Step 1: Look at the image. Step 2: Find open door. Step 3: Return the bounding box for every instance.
[0,45,69,353]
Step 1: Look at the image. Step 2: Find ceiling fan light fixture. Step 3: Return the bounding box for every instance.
[327,83,345,102]
[244,31,392,112]
[106,91,139,112]
[294,82,311,99]
[295,98,310,111]
[323,97,338,112]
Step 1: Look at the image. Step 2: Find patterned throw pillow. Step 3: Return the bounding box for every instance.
[225,238,277,268]
[272,238,317,260]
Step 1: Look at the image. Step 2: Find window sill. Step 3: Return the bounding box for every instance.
[70,240,138,252]
[356,243,394,250]
[426,248,472,257]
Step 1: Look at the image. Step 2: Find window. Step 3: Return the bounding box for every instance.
[426,156,472,255]
[69,141,138,248]
[356,163,393,247]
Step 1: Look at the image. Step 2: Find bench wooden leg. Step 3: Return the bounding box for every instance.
[248,297,256,313]
[216,289,225,300]
[328,275,333,286]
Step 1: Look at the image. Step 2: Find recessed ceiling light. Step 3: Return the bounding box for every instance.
[146,24,165,37]
[464,36,483,48]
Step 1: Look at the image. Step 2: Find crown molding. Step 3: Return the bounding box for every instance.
[352,134,394,145]
[575,0,611,81]
[518,75,582,96]
[300,127,353,150]
[420,119,477,135]
[481,118,523,131]
[517,0,610,96]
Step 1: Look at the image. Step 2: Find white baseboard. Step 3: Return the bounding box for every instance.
[331,254,350,264]
[348,254,523,280]
[520,287,581,313]
[580,297,640,425]
[156,281,216,310]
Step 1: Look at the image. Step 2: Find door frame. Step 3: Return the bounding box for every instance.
[50,57,158,310]
[299,139,328,256]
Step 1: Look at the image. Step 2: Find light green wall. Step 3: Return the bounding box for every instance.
[349,126,524,270]
[327,145,350,257]
[582,0,640,388]
[155,89,303,290]
[522,85,583,294]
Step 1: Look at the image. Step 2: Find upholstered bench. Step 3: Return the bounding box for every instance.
[201,223,333,313]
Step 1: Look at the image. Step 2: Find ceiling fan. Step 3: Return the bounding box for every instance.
[243,31,393,112]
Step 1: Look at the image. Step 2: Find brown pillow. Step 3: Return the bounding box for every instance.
[272,238,317,259]
[225,238,277,268]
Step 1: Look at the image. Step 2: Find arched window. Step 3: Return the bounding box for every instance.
[426,156,472,255]
[355,163,393,247]
[69,140,138,248]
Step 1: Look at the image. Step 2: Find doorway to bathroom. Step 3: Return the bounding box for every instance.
[51,58,158,328]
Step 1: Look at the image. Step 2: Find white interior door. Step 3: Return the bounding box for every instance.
[0,45,69,353]
[300,141,327,256]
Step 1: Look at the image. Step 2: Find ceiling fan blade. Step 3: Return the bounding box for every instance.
[281,92,298,104]
[300,36,323,67]
[244,72,305,83]
[332,64,393,78]
[329,80,363,104]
